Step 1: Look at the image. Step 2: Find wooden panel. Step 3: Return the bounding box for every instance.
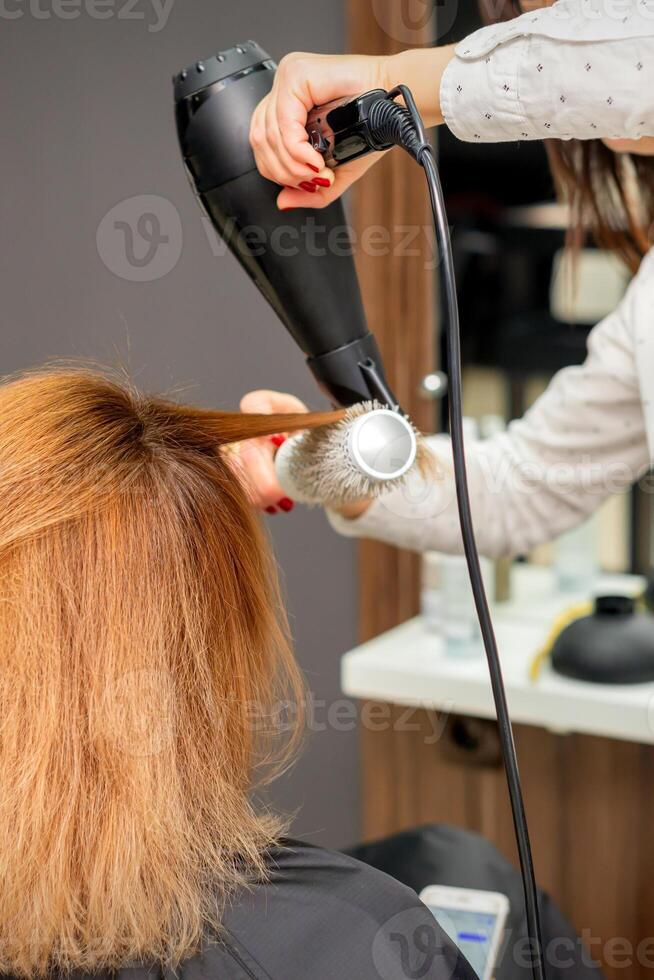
[348,0,438,844]
[347,0,437,629]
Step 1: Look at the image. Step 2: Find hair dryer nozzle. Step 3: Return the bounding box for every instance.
[173,42,399,409]
[307,335,399,410]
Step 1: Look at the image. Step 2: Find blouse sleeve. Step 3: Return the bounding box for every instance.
[440,0,654,143]
[327,264,652,558]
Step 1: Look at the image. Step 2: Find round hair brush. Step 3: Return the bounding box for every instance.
[274,402,428,506]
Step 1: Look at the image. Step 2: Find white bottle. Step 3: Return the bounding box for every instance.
[479,414,507,440]
[442,418,485,658]
[554,514,599,595]
[442,555,481,656]
[421,552,444,634]
[480,414,512,604]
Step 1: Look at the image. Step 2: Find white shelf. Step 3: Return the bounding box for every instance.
[341,567,654,745]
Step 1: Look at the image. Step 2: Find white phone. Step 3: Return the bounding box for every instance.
[419,884,509,980]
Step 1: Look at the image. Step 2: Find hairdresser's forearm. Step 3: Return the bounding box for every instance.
[384,46,456,129]
[329,435,601,559]
[332,288,654,552]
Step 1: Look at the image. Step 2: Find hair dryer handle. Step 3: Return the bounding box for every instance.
[306,90,395,169]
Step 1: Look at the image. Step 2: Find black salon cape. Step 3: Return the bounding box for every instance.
[349,825,606,980]
[182,840,476,979]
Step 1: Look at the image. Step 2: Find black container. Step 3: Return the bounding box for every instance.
[551,595,654,685]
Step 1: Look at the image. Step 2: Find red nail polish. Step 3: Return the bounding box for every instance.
[280,207,295,211]
[278,498,295,513]
[299,181,318,193]
[312,177,331,188]
[270,435,286,447]
[308,164,320,173]
[265,506,278,515]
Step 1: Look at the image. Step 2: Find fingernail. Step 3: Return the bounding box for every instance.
[307,164,320,173]
[299,181,318,193]
[312,177,331,188]
[265,506,278,515]
[278,498,295,513]
[270,435,286,447]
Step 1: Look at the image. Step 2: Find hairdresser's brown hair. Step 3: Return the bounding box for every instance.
[0,366,343,977]
[478,0,654,273]
[545,143,654,274]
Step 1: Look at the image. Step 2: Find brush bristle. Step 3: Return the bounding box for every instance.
[279,401,433,506]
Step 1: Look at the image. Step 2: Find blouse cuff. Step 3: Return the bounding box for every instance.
[326,498,389,541]
[326,438,462,553]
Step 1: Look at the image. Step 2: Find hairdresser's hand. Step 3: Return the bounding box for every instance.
[250,47,454,211]
[250,53,388,210]
[237,389,372,520]
[238,389,308,513]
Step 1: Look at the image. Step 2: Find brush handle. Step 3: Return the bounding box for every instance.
[274,435,316,505]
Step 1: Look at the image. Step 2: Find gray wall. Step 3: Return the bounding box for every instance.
[0,0,360,848]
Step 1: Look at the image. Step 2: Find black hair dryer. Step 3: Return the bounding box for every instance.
[173,41,396,408]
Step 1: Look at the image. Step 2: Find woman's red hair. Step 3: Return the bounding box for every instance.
[0,366,343,976]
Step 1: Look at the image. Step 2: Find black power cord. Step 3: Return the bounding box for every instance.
[368,88,548,980]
